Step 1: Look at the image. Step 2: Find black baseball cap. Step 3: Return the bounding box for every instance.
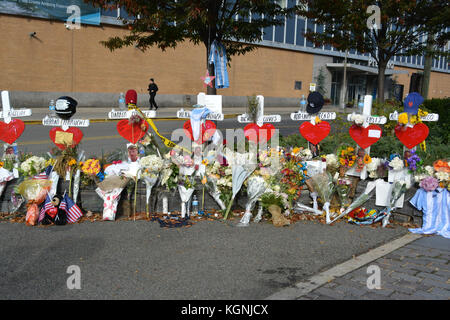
[306,92,324,114]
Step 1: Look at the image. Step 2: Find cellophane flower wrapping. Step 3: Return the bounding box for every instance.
[95,187,123,221]
[223,149,257,219]
[381,180,409,227]
[204,174,226,211]
[0,167,14,198]
[336,177,352,207]
[329,181,376,224]
[310,172,335,220]
[17,179,52,226]
[178,185,195,218]
[143,175,158,214]
[238,175,267,226]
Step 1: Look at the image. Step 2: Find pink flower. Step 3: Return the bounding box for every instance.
[419,176,439,192]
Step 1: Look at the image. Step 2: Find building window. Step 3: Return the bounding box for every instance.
[294,81,302,90]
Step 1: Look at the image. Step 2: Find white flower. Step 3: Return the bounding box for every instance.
[20,156,46,174]
[325,154,339,169]
[273,185,280,193]
[351,113,365,125]
[435,171,449,182]
[225,168,232,176]
[389,157,404,171]
[300,148,313,160]
[424,165,435,176]
[369,171,378,179]
[367,157,381,172]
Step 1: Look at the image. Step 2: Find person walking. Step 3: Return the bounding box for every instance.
[148,78,159,110]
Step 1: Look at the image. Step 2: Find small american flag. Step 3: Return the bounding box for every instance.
[33,165,53,180]
[60,193,83,224]
[38,194,54,223]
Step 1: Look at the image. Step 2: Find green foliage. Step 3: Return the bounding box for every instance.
[315,67,327,96]
[86,0,299,63]
[421,98,450,145]
[246,95,259,123]
[260,193,286,212]
[280,99,449,163]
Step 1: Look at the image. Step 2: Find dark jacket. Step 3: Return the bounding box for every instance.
[148,83,158,94]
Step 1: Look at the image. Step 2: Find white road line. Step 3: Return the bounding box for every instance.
[265,233,422,300]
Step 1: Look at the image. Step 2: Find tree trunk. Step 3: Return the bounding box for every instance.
[421,33,434,99]
[377,62,387,103]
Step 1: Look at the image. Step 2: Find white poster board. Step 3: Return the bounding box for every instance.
[197,93,222,114]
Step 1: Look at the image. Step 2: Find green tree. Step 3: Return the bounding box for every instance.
[85,0,299,94]
[297,0,449,103]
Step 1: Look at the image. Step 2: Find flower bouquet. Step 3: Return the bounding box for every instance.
[237,175,267,227]
[381,180,409,227]
[140,154,164,216]
[19,156,46,178]
[337,145,357,176]
[178,175,195,218]
[223,149,257,220]
[94,159,130,221]
[0,166,14,198]
[335,176,352,207]
[328,181,377,224]
[17,178,52,226]
[260,192,291,227]
[310,172,335,223]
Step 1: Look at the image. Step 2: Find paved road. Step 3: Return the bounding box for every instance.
[0,218,408,299]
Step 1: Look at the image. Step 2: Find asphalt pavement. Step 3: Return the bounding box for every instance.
[0,217,409,300]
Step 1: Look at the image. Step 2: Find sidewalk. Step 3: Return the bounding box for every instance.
[19,105,354,123]
[268,235,450,300]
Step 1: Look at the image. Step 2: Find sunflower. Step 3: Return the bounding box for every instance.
[339,158,346,165]
[201,158,209,166]
[363,154,372,164]
[292,147,301,155]
[348,160,355,167]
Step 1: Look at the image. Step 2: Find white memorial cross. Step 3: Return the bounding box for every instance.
[1,90,33,178]
[386,105,439,185]
[237,95,281,126]
[290,99,336,158]
[1,90,32,124]
[345,95,386,180]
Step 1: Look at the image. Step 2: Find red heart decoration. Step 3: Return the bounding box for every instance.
[408,101,413,107]
[244,123,276,144]
[299,121,331,145]
[49,127,84,150]
[117,119,149,144]
[349,124,383,149]
[395,123,429,149]
[0,119,25,144]
[183,120,217,144]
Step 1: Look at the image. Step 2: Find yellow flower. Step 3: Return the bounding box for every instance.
[347,147,354,152]
[315,116,322,124]
[352,155,356,160]
[0,161,4,168]
[202,159,209,166]
[398,112,408,125]
[348,160,355,167]
[363,154,372,164]
[418,109,428,118]
[410,115,418,124]
[339,158,346,165]
[68,159,77,166]
[201,176,207,185]
[292,147,301,155]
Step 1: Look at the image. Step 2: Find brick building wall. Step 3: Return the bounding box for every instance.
[0,14,314,99]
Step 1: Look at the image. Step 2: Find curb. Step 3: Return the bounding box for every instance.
[264,233,423,300]
[22,113,241,125]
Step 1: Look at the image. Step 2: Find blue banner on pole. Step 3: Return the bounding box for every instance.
[0,0,101,25]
